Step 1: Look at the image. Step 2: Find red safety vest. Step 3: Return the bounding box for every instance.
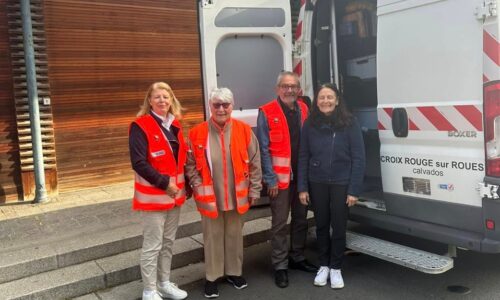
[131,115,187,211]
[188,119,252,219]
[260,99,308,189]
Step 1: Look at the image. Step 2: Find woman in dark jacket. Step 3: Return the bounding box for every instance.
[297,83,365,289]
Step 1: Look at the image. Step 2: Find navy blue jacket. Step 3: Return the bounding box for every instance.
[297,118,366,196]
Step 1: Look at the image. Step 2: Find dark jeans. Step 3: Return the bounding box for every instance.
[309,182,348,269]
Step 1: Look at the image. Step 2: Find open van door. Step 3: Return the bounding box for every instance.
[198,0,293,127]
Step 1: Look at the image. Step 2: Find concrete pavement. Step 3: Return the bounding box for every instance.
[0,182,309,299]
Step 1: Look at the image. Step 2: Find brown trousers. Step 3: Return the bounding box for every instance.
[201,210,244,281]
[270,182,308,270]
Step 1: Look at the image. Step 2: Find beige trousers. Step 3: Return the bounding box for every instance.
[202,210,244,281]
[140,207,181,291]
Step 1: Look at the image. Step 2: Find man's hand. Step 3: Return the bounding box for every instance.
[267,185,279,199]
[299,192,309,206]
[346,195,358,207]
[166,177,180,198]
[249,197,259,206]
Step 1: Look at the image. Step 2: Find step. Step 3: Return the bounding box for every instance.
[0,206,271,284]
[74,261,207,300]
[346,231,454,274]
[0,211,314,299]
[0,216,272,300]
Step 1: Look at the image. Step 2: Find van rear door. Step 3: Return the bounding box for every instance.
[377,0,486,231]
[198,0,293,126]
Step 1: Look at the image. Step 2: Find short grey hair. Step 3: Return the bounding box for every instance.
[209,87,234,104]
[276,71,300,87]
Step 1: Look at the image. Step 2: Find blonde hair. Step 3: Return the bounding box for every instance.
[137,82,184,119]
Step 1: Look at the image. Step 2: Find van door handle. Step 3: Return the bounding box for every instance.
[392,108,409,137]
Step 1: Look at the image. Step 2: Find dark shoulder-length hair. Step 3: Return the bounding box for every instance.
[309,83,353,129]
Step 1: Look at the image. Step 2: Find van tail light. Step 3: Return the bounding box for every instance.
[484,81,500,177]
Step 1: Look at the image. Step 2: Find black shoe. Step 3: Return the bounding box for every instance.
[289,259,317,273]
[274,269,289,288]
[204,280,219,298]
[227,276,248,289]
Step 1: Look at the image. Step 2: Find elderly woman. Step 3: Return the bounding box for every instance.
[185,88,262,298]
[297,83,365,289]
[129,82,188,300]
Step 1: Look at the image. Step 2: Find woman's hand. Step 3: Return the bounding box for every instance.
[346,195,358,207]
[299,191,310,206]
[166,177,180,198]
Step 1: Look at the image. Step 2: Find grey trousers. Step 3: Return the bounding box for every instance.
[140,207,181,291]
[270,182,308,270]
[202,210,244,281]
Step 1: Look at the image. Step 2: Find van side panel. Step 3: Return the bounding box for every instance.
[377,0,484,207]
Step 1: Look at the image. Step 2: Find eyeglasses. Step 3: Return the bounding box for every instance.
[211,102,232,109]
[279,84,299,90]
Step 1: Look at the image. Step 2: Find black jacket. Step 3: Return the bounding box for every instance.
[297,118,366,196]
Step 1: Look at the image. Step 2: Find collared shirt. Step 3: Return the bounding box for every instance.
[129,112,180,190]
[151,111,175,131]
[277,98,300,181]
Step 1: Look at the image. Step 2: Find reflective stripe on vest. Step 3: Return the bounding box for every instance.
[134,173,186,204]
[235,179,250,211]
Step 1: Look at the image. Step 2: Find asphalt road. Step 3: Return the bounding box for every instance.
[182,224,500,300]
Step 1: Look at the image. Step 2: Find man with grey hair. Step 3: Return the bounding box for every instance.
[256,71,316,289]
[186,87,262,298]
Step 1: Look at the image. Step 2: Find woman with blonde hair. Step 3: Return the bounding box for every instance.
[129,82,188,300]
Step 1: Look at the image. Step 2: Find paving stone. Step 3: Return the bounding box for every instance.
[53,224,142,268]
[73,293,101,300]
[95,249,141,288]
[79,190,113,201]
[95,262,206,300]
[0,244,57,284]
[0,261,105,300]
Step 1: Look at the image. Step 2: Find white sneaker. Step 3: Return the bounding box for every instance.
[314,266,330,286]
[158,281,188,300]
[142,290,163,300]
[330,269,344,289]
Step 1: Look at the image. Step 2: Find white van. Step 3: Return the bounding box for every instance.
[198,0,499,273]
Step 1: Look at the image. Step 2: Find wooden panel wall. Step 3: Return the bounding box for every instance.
[0,0,22,202]
[44,0,204,192]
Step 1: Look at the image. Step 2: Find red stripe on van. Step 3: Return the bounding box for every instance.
[484,30,500,66]
[294,61,302,76]
[383,107,393,116]
[417,106,456,131]
[295,21,302,40]
[377,121,386,130]
[409,119,419,130]
[454,105,483,131]
[484,74,490,82]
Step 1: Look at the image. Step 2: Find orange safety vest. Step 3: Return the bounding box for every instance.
[260,99,308,190]
[130,115,187,211]
[188,119,252,219]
